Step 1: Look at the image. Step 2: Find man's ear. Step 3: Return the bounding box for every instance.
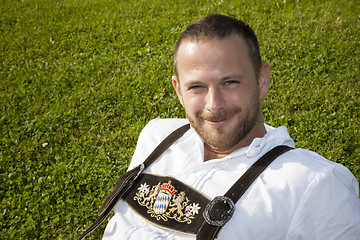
[258,62,271,100]
[172,75,184,107]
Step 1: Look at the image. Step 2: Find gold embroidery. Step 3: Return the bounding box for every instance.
[134,181,201,224]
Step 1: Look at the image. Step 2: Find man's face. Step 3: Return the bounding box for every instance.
[172,35,269,152]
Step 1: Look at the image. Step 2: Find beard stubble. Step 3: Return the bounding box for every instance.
[186,88,261,150]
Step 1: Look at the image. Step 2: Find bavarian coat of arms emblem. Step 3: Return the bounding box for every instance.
[153,181,176,214]
[134,180,201,224]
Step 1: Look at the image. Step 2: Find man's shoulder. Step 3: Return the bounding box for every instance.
[288,148,337,167]
[128,118,190,169]
[143,118,189,132]
[281,147,357,185]
[140,118,190,140]
[280,147,339,173]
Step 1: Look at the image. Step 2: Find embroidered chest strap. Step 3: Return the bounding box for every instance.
[122,173,211,235]
[77,124,191,240]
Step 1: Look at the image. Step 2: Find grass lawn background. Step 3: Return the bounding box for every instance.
[1,0,359,239]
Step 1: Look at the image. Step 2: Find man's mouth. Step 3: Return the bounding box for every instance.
[204,118,230,126]
[200,112,236,125]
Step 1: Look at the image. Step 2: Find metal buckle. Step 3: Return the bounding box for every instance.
[203,196,235,227]
[126,163,145,186]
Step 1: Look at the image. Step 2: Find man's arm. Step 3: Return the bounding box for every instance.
[286,164,360,239]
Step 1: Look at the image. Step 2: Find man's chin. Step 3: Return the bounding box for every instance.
[201,129,233,148]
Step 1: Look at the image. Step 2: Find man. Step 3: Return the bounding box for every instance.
[102,14,360,239]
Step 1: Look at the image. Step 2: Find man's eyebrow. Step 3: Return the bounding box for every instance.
[220,74,244,81]
[183,74,245,88]
[184,80,203,87]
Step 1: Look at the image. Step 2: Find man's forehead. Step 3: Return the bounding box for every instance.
[176,35,250,64]
[177,36,247,56]
[178,34,246,48]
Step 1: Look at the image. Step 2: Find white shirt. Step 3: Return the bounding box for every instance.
[103,118,360,240]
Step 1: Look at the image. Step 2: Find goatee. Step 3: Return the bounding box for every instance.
[187,94,261,150]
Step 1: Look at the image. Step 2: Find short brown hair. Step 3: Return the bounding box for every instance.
[174,14,262,79]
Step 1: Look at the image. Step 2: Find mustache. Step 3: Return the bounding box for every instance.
[199,108,241,122]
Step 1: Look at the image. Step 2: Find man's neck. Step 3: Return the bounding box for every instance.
[203,123,267,162]
[203,144,230,161]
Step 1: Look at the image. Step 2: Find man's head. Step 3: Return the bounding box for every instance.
[174,14,262,80]
[172,14,270,156]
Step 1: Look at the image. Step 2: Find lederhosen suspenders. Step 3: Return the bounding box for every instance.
[78,124,293,240]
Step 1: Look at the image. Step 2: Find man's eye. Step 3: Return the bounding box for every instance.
[189,85,203,90]
[225,80,239,85]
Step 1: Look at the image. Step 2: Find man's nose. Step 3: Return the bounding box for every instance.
[205,88,225,113]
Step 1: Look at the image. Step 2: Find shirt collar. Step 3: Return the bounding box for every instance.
[190,123,295,161]
[189,123,295,161]
[245,124,295,158]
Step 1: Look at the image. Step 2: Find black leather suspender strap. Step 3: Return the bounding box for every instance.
[196,145,294,239]
[77,124,191,240]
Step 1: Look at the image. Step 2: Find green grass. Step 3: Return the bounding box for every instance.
[1,0,359,239]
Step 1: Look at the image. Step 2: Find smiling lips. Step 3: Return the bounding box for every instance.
[199,108,241,125]
[204,116,232,125]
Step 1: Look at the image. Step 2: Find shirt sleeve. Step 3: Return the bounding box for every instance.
[286,164,360,240]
